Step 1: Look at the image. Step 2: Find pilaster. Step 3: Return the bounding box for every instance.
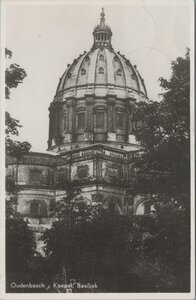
[86,97,94,131]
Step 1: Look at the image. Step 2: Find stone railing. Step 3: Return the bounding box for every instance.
[59,144,129,163]
[6,152,58,166]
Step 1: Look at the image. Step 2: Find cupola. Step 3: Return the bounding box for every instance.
[92,8,113,50]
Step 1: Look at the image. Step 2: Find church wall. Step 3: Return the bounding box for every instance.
[16,189,55,217]
[12,164,53,188]
[6,150,145,221]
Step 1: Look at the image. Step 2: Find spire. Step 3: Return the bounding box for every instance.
[100,7,105,24]
[92,8,113,50]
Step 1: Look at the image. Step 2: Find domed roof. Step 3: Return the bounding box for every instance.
[54,9,147,102]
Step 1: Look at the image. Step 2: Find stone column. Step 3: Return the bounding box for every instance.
[107,97,116,141]
[86,97,94,131]
[59,108,64,139]
[57,104,62,144]
[48,108,53,147]
[66,100,72,133]
[127,99,137,144]
[125,100,129,142]
[54,106,58,139]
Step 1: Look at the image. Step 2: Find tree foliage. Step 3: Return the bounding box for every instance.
[5,48,31,157]
[6,201,36,291]
[42,187,142,292]
[5,49,34,292]
[6,201,36,271]
[131,48,190,199]
[129,48,190,292]
[5,48,27,99]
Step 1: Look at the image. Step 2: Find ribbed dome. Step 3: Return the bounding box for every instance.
[55,47,147,100]
[48,8,148,153]
[54,8,147,103]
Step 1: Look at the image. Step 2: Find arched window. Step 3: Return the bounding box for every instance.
[99,54,104,60]
[81,68,86,75]
[30,201,39,217]
[77,111,85,130]
[95,111,105,129]
[99,67,104,74]
[113,55,118,62]
[117,69,122,76]
[29,200,47,217]
[116,112,125,130]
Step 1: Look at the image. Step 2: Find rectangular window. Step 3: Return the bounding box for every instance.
[29,169,42,181]
[77,165,89,178]
[30,202,39,217]
[106,167,118,179]
[96,111,104,129]
[116,112,125,130]
[78,112,85,130]
[64,114,68,131]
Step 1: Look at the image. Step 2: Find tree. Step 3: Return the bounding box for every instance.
[5,48,27,99]
[129,49,190,291]
[5,49,34,292]
[42,187,100,291]
[5,48,31,157]
[42,186,140,292]
[6,201,36,292]
[131,49,190,199]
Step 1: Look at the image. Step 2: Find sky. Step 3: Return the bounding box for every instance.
[4,0,192,153]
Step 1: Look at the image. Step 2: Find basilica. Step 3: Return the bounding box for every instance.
[6,9,149,232]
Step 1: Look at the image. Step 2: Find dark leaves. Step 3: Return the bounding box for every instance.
[5,112,22,136]
[6,201,36,272]
[128,49,190,292]
[6,139,31,158]
[130,49,190,197]
[5,49,31,158]
[5,48,27,99]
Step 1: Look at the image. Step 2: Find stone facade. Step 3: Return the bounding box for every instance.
[6,9,149,230]
[6,145,146,220]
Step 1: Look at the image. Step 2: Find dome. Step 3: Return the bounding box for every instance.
[54,8,147,102]
[55,47,147,101]
[48,8,148,153]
